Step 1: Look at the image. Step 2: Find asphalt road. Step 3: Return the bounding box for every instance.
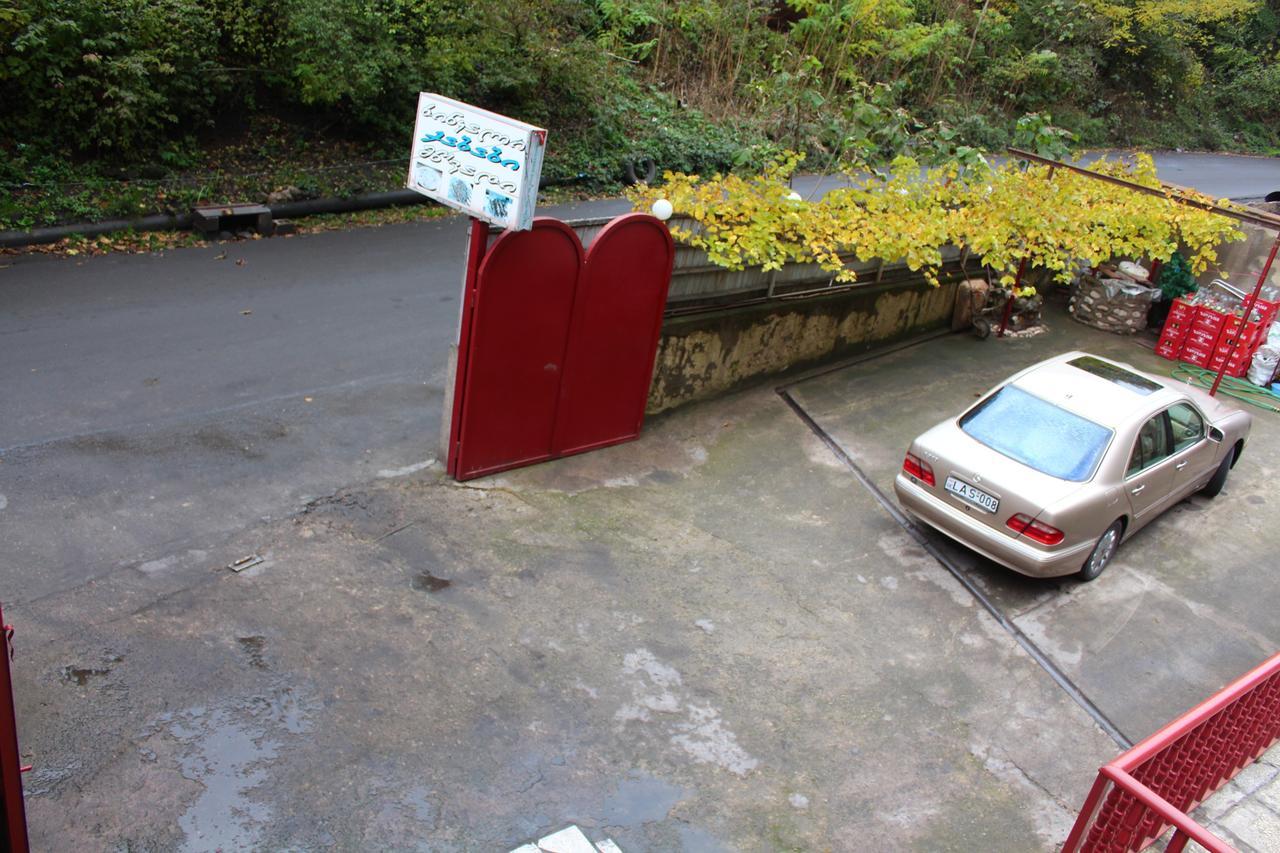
[0,198,628,603]
[0,153,1274,605]
[1091,151,1279,200]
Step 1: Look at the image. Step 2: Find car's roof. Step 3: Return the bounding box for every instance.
[1008,352,1179,430]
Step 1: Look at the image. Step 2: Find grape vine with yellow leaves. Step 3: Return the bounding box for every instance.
[627,153,1244,292]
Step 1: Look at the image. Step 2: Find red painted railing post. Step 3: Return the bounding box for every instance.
[0,605,29,853]
[1209,231,1280,397]
[997,255,1028,338]
[1061,774,1111,852]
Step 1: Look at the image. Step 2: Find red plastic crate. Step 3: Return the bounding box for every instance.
[1180,344,1212,367]
[1207,357,1249,378]
[1185,327,1221,350]
[1155,338,1182,360]
[1213,333,1254,356]
[1254,298,1278,325]
[1167,298,1197,323]
[1221,317,1267,347]
[1160,319,1192,344]
[1161,320,1192,344]
[1210,346,1252,365]
[1192,308,1227,335]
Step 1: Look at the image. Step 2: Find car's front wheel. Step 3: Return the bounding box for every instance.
[1079,520,1123,581]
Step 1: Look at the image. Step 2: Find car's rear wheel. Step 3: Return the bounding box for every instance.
[1079,520,1123,581]
[1201,452,1233,498]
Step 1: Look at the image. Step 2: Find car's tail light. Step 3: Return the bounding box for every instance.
[902,452,935,487]
[1006,513,1065,546]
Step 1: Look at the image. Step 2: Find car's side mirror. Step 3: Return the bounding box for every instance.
[1208,426,1224,443]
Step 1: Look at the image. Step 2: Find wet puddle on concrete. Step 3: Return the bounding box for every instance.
[411,570,452,592]
[61,665,111,686]
[60,654,123,686]
[599,772,688,829]
[145,685,318,851]
[236,636,268,670]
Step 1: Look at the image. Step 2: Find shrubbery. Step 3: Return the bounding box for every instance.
[3,0,220,155]
[0,0,1276,229]
[627,153,1244,289]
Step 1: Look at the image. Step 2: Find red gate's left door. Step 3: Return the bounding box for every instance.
[453,220,584,480]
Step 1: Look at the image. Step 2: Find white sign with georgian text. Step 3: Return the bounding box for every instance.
[405,93,546,231]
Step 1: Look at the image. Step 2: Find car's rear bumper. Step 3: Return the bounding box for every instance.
[893,474,1093,578]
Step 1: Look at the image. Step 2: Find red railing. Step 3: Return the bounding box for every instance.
[1063,652,1280,853]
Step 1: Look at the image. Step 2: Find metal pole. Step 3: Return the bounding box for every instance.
[1209,232,1280,397]
[997,255,1028,338]
[445,218,491,476]
[997,165,1054,339]
[1006,149,1280,232]
[0,605,29,853]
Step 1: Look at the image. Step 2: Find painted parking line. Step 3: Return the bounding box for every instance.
[777,386,1133,750]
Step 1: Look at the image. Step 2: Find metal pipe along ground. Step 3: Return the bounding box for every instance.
[0,189,430,249]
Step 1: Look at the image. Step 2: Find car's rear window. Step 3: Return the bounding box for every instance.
[960,385,1113,481]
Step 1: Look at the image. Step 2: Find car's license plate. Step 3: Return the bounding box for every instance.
[945,476,999,513]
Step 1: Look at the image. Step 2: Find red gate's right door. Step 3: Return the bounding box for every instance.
[553,214,675,456]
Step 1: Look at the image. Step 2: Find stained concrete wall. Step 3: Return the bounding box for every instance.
[647,271,963,413]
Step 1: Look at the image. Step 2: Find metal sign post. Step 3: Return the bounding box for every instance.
[445,218,490,476]
[405,94,549,475]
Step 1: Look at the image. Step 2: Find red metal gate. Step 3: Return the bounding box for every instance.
[0,605,29,853]
[449,214,674,480]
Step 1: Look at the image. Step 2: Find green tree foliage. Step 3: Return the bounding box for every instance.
[2,0,220,155]
[595,0,1277,157]
[1,0,1276,176]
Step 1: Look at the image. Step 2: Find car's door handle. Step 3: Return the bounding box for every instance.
[1175,461,1188,470]
[1131,484,1145,494]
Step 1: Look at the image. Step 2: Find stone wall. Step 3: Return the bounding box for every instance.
[646,274,961,413]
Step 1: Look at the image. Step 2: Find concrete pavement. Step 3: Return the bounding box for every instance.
[1195,742,1280,851]
[0,152,1271,610]
[0,198,631,607]
[11,298,1277,849]
[13,357,1118,850]
[788,299,1278,743]
[4,152,1279,849]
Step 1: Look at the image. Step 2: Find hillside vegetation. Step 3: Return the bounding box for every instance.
[2,0,1277,227]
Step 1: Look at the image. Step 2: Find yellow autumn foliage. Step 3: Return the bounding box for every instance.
[627,153,1244,291]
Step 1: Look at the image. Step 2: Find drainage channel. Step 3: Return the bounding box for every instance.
[776,386,1134,750]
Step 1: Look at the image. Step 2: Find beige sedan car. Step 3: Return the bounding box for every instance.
[894,352,1252,580]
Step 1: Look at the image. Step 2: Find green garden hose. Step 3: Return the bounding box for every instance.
[1170,363,1280,413]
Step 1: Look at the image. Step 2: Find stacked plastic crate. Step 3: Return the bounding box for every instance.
[1155,296,1278,377]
